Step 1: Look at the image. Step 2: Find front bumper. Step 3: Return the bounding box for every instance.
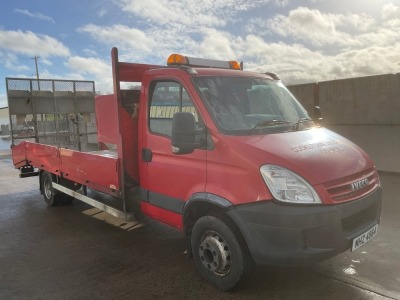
[227,187,382,266]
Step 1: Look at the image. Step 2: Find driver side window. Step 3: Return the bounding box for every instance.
[149,81,200,137]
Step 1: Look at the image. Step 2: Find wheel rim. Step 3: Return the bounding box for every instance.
[199,231,232,276]
[43,176,52,200]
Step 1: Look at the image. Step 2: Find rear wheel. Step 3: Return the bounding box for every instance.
[41,172,74,206]
[41,171,59,206]
[191,215,248,291]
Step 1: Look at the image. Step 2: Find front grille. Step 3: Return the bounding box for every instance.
[323,168,380,203]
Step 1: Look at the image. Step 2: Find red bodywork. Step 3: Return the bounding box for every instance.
[13,142,59,174]
[13,141,120,196]
[11,48,380,233]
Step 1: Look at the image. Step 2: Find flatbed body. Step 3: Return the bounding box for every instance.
[13,141,120,197]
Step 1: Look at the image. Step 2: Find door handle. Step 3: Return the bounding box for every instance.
[142,148,153,162]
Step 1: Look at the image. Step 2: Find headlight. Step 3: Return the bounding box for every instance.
[260,165,321,204]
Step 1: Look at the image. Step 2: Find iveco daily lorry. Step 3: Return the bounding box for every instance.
[11,47,381,291]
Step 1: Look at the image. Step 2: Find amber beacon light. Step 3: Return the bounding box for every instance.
[167,54,242,70]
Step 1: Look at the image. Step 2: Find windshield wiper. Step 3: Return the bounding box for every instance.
[253,119,291,129]
[292,118,313,131]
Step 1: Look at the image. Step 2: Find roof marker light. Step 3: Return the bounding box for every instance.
[167,54,242,70]
[229,60,241,70]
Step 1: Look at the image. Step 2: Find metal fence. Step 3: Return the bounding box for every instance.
[6,78,98,151]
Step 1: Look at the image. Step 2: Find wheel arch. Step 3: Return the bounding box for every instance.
[183,193,252,261]
[183,193,233,234]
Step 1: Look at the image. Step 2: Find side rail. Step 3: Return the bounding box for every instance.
[52,182,134,221]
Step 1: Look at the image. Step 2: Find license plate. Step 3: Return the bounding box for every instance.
[351,224,378,251]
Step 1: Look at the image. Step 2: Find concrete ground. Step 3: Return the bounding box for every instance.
[0,147,399,300]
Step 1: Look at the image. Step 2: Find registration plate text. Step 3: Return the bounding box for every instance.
[352,224,378,251]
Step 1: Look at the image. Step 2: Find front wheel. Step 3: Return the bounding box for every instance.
[191,215,249,291]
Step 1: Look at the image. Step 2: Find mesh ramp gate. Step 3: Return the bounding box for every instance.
[6,78,98,151]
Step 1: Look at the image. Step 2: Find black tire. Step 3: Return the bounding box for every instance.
[191,215,248,291]
[41,171,64,206]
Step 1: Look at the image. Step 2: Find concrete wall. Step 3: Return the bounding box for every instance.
[287,83,317,118]
[288,73,400,173]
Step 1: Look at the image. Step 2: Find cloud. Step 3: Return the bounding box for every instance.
[32,69,68,80]
[83,48,98,56]
[240,35,326,83]
[117,0,281,27]
[274,0,289,7]
[332,46,400,77]
[196,28,243,59]
[40,58,53,66]
[0,50,30,74]
[15,8,55,24]
[78,24,156,56]
[65,56,113,93]
[98,8,107,18]
[77,1,400,89]
[65,56,110,76]
[265,7,376,48]
[382,3,400,20]
[0,29,70,57]
[119,0,225,27]
[191,32,399,85]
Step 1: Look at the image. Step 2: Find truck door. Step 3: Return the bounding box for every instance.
[139,79,207,229]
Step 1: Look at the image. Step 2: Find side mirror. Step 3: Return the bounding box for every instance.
[171,112,202,155]
[314,106,323,125]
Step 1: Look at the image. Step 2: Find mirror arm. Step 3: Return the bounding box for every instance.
[314,106,323,126]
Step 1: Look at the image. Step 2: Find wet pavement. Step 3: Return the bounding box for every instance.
[0,150,399,299]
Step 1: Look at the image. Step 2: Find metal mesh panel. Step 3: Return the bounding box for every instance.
[54,81,74,92]
[85,113,99,150]
[6,78,31,93]
[32,80,53,92]
[75,81,95,92]
[6,78,97,151]
[9,114,36,145]
[36,113,58,145]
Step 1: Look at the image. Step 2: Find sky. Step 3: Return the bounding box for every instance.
[0,0,399,108]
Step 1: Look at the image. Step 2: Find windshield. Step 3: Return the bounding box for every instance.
[193,76,314,135]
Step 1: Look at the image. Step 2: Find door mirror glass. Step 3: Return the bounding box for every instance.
[171,112,199,155]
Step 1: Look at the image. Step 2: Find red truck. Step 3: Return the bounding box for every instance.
[11,48,381,291]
